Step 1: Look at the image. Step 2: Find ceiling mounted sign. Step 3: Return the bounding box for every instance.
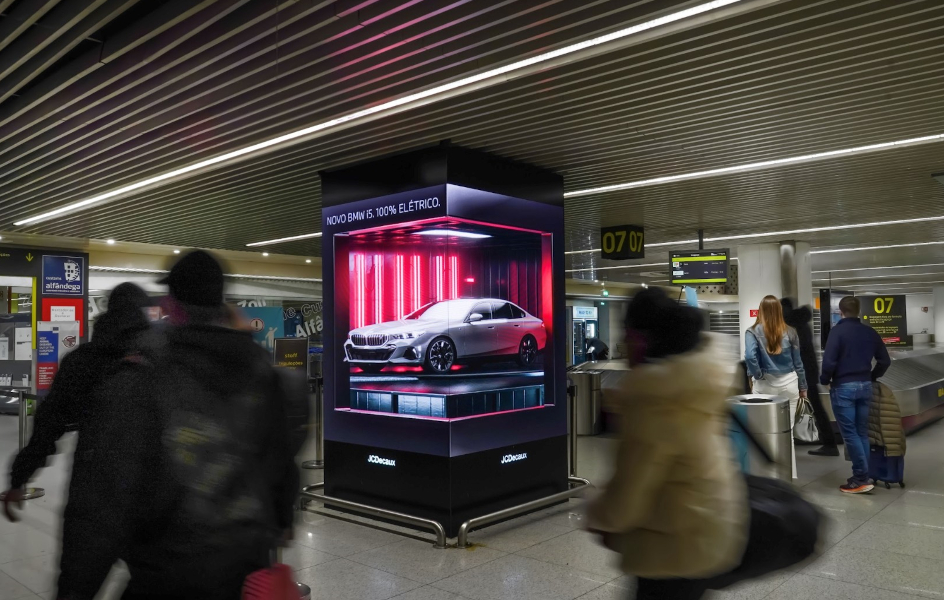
[600,225,645,260]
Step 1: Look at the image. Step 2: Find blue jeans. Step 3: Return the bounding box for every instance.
[830,381,873,484]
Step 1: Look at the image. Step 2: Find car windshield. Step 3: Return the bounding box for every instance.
[405,300,478,321]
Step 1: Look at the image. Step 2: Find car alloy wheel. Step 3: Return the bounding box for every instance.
[518,335,538,366]
[426,337,456,373]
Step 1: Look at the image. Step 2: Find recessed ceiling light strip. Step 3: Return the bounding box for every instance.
[566,262,665,273]
[812,262,944,273]
[14,0,750,228]
[89,265,321,282]
[246,232,323,247]
[566,214,944,255]
[564,133,944,198]
[812,272,944,282]
[811,241,944,254]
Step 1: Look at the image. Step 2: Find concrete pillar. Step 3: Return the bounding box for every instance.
[737,241,812,355]
[933,287,944,342]
[738,244,782,355]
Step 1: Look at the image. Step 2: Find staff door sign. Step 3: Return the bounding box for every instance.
[600,225,645,260]
[42,256,85,296]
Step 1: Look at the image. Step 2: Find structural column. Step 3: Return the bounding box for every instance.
[933,287,944,342]
[737,241,812,355]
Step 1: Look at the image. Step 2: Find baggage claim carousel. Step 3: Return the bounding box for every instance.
[819,346,944,433]
[587,347,944,435]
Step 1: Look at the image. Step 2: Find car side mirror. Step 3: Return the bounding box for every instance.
[467,313,484,323]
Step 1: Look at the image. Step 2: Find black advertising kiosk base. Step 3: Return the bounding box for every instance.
[324,435,568,538]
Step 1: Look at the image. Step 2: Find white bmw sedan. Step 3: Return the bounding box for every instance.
[345,298,547,373]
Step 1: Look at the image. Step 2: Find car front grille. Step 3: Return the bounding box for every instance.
[351,334,387,346]
[348,348,395,361]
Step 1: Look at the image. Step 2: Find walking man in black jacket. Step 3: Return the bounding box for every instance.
[58,251,302,600]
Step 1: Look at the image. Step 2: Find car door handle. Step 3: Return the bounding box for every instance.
[487,326,495,329]
[513,324,521,327]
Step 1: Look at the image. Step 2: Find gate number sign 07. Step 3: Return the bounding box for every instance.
[600,225,645,260]
[873,297,895,313]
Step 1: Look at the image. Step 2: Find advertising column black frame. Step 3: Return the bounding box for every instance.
[320,144,568,537]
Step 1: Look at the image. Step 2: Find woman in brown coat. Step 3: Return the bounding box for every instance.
[587,288,748,600]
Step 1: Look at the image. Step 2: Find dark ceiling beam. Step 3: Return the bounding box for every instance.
[0,0,105,86]
[0,0,61,55]
[0,0,493,200]
[0,0,583,205]
[0,0,331,171]
[0,0,483,180]
[99,0,220,64]
[0,0,305,146]
[0,0,137,105]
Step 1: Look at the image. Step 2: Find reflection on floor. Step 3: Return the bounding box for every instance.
[0,416,942,599]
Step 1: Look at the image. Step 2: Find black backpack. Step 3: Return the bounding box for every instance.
[707,412,822,589]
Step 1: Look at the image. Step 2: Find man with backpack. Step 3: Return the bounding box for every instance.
[820,296,891,494]
[60,250,302,600]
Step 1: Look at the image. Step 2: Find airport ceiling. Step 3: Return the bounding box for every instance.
[1,0,944,293]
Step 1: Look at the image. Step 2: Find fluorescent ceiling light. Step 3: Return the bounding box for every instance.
[246,232,322,247]
[812,272,944,282]
[566,262,665,273]
[841,281,944,288]
[813,262,944,273]
[413,229,491,239]
[565,134,944,198]
[14,0,745,228]
[88,265,321,282]
[566,215,944,255]
[811,241,944,254]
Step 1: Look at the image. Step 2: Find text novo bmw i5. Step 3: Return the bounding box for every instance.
[345,298,546,373]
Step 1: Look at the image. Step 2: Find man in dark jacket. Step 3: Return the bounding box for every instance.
[57,250,301,600]
[4,283,152,507]
[820,296,891,494]
[781,298,838,456]
[3,283,153,598]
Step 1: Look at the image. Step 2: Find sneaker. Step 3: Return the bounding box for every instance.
[808,446,840,456]
[840,481,874,494]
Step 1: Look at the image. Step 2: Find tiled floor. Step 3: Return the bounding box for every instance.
[1,415,943,599]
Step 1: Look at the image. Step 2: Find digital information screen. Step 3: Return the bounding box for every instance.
[670,249,729,285]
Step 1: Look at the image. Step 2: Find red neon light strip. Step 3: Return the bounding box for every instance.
[449,256,458,299]
[412,255,422,310]
[435,256,444,301]
[395,254,404,319]
[374,254,383,324]
[354,253,366,328]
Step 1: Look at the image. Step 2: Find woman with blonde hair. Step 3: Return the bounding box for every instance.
[744,295,807,478]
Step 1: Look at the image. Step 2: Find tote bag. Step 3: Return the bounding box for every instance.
[793,397,819,443]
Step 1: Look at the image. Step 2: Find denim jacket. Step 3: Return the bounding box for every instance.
[744,324,807,391]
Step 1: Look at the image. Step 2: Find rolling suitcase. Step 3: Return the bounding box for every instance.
[869,445,905,489]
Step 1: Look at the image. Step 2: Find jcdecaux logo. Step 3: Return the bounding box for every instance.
[368,454,396,467]
[500,452,527,465]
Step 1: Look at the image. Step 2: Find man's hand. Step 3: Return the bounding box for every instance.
[799,389,808,399]
[2,488,24,522]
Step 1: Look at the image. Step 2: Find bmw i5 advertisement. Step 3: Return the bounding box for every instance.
[335,217,551,420]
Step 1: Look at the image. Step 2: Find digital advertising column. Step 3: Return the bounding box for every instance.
[321,144,566,535]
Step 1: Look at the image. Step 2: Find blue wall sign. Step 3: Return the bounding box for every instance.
[42,255,85,296]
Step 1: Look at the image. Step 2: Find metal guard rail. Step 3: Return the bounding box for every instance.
[456,476,592,548]
[301,483,448,549]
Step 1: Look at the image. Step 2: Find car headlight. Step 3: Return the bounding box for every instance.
[389,332,426,340]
